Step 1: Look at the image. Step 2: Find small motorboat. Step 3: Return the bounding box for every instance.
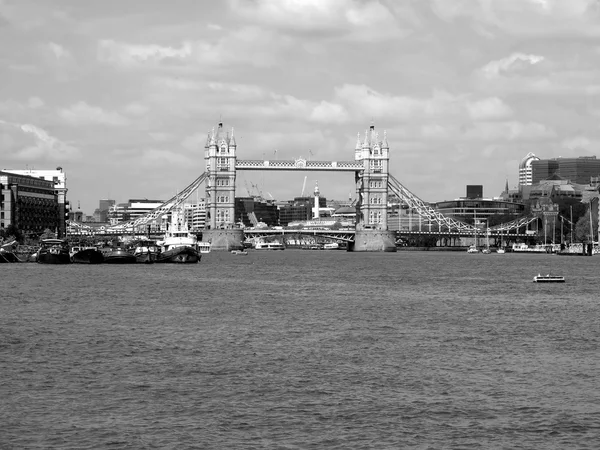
[533,274,565,283]
[231,250,248,255]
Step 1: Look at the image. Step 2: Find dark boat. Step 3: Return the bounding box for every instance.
[0,249,21,263]
[155,246,200,264]
[101,246,137,264]
[37,239,72,264]
[129,239,161,264]
[70,246,104,264]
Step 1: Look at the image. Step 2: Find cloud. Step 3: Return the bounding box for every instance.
[480,53,545,78]
[58,101,129,126]
[0,120,79,160]
[98,39,193,66]
[229,0,409,41]
[466,97,513,120]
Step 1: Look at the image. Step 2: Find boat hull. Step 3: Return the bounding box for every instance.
[155,246,200,263]
[102,249,137,264]
[0,250,21,263]
[38,251,72,264]
[72,248,104,264]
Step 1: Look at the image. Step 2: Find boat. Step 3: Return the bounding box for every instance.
[496,248,506,254]
[467,245,480,253]
[323,243,340,250]
[129,239,161,264]
[155,207,201,263]
[155,230,200,264]
[37,239,72,264]
[533,274,565,283]
[198,241,211,254]
[231,249,248,255]
[255,242,285,250]
[0,248,21,263]
[70,246,104,264]
[101,246,137,264]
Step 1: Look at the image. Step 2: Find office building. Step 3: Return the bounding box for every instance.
[1,170,60,237]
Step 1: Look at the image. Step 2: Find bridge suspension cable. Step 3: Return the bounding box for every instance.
[388,174,477,233]
[106,172,208,233]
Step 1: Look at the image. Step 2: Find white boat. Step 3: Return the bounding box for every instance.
[481,248,492,254]
[496,248,506,254]
[533,274,565,283]
[198,241,211,254]
[231,249,248,255]
[255,242,285,250]
[323,243,339,250]
[467,245,480,253]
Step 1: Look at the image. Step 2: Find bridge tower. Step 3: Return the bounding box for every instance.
[355,124,390,229]
[203,121,243,250]
[353,124,396,251]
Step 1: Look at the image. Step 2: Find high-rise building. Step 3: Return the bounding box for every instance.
[519,153,540,189]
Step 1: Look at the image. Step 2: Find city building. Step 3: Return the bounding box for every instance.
[519,152,540,189]
[235,197,278,227]
[2,167,68,236]
[466,185,483,199]
[532,156,600,185]
[433,198,526,222]
[1,170,60,237]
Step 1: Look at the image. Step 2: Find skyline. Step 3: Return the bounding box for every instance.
[2,0,600,214]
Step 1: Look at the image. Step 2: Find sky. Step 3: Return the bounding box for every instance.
[1,0,600,214]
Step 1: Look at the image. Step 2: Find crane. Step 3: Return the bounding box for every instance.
[301,175,307,197]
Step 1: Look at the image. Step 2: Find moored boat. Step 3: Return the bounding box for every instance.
[0,248,21,263]
[129,239,161,264]
[255,242,285,250]
[155,230,200,264]
[70,246,104,264]
[101,246,137,264]
[231,249,248,255]
[37,239,72,264]
[533,274,565,283]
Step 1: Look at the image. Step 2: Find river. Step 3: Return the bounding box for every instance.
[1,250,599,449]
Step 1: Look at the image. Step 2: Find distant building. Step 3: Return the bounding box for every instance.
[532,156,600,185]
[433,198,525,222]
[466,185,483,199]
[519,152,540,189]
[235,197,278,227]
[1,170,60,237]
[2,167,68,237]
[278,196,326,226]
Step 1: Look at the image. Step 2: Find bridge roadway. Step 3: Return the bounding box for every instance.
[241,228,534,241]
[235,159,363,171]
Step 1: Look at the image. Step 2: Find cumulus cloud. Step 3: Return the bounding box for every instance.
[58,101,129,126]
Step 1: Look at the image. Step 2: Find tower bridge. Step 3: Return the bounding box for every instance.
[70,121,550,251]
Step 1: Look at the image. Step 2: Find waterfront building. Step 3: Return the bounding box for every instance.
[1,170,60,237]
[2,167,68,236]
[278,195,327,226]
[433,198,526,222]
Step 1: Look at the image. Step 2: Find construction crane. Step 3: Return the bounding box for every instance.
[301,176,307,197]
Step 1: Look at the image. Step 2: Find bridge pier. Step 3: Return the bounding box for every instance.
[351,229,397,252]
[202,229,244,251]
